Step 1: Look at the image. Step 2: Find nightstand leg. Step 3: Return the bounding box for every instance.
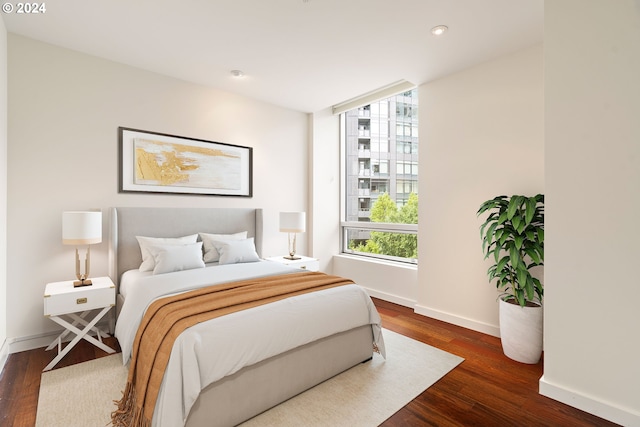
[45,310,110,351]
[43,306,115,371]
[67,311,110,338]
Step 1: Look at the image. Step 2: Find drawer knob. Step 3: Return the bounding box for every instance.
[77,297,87,304]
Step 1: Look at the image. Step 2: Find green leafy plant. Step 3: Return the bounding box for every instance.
[477,194,544,307]
[350,193,418,259]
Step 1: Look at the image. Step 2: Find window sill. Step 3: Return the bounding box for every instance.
[334,253,417,271]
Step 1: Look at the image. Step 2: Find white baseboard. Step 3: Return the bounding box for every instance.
[539,375,640,427]
[360,286,416,309]
[8,330,63,353]
[363,288,501,338]
[414,303,501,338]
[0,338,9,377]
[7,319,113,354]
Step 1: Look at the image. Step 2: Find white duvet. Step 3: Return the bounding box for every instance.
[114,261,385,427]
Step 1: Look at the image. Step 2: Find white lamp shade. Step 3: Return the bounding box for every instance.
[62,211,102,245]
[279,212,306,233]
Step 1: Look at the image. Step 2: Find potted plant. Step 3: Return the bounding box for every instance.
[477,194,544,363]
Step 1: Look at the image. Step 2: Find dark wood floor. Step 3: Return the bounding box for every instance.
[0,298,619,427]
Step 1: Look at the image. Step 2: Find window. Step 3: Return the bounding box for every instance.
[372,159,389,176]
[396,179,418,196]
[341,89,418,264]
[397,140,418,154]
[396,161,418,176]
[371,179,389,195]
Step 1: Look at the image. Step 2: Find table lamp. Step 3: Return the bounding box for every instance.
[279,212,305,260]
[62,211,102,287]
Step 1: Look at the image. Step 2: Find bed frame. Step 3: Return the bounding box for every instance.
[109,207,264,292]
[108,207,373,427]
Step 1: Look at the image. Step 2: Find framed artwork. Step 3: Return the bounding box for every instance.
[119,127,253,197]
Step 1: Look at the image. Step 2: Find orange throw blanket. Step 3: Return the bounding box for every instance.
[112,271,354,427]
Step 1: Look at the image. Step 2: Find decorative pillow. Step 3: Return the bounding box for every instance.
[211,238,260,265]
[136,234,199,272]
[199,231,247,263]
[147,242,205,275]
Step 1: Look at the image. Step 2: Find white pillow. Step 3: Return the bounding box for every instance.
[211,238,260,265]
[136,234,199,272]
[147,242,205,275]
[199,231,247,263]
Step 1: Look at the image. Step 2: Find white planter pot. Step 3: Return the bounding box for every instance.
[499,298,543,364]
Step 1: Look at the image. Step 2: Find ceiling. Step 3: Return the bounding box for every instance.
[2,0,543,113]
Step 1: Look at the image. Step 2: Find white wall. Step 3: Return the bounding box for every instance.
[0,18,8,366]
[333,255,417,307]
[7,35,309,349]
[329,46,544,314]
[309,108,340,272]
[540,1,640,425]
[416,45,544,336]
[311,107,419,304]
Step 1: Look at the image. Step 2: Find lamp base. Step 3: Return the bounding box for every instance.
[283,255,301,260]
[73,279,93,287]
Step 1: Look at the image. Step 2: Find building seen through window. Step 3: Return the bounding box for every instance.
[342,89,418,263]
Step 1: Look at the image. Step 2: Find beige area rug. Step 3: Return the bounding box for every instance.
[36,329,463,427]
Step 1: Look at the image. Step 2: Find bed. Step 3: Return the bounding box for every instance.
[108,207,385,427]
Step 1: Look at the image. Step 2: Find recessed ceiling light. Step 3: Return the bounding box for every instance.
[431,25,448,36]
[230,70,245,78]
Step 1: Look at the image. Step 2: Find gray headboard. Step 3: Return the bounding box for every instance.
[108,207,264,291]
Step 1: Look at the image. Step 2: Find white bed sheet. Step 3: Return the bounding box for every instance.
[116,260,299,363]
[118,268,150,299]
[119,262,220,299]
[114,261,386,427]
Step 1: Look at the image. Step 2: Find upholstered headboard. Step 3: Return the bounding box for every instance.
[108,207,264,291]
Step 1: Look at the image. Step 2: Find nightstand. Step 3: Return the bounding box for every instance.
[265,255,320,272]
[43,276,116,371]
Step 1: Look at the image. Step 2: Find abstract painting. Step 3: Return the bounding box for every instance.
[119,127,252,197]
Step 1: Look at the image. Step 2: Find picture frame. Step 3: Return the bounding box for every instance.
[119,127,253,197]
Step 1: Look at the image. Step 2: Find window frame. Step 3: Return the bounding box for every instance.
[339,90,418,265]
[339,220,418,264]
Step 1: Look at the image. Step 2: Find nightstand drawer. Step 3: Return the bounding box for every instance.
[293,260,319,271]
[44,277,115,316]
[265,256,320,272]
